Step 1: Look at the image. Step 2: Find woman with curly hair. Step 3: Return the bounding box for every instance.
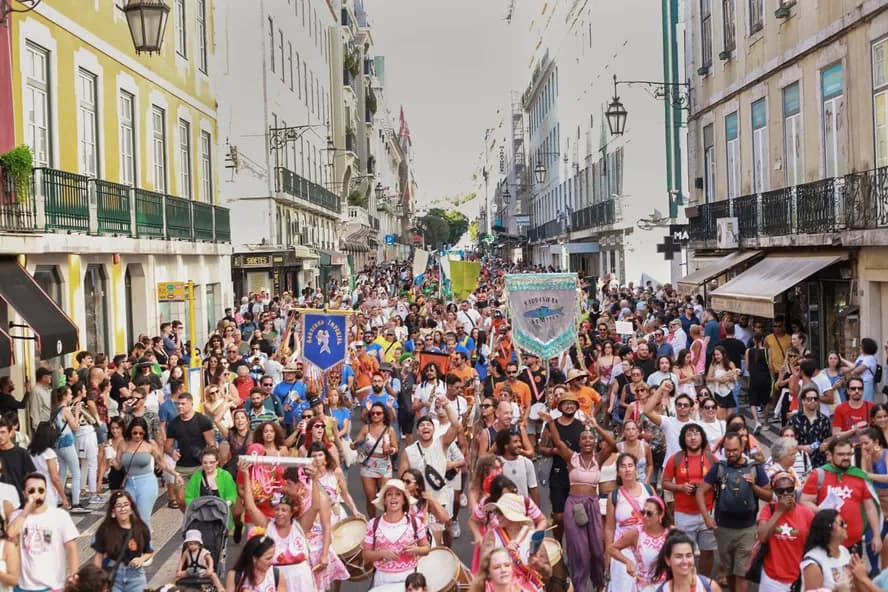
[252,422,288,456]
[297,418,341,466]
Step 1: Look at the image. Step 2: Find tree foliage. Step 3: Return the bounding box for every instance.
[421,207,468,250]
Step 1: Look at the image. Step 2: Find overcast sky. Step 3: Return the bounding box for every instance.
[365,0,519,205]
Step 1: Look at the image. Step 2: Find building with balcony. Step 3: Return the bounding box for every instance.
[517,1,674,284]
[215,0,340,297]
[682,0,888,359]
[0,1,232,374]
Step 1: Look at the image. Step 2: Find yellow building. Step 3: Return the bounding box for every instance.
[0,1,231,375]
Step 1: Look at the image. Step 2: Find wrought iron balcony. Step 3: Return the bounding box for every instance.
[688,199,731,242]
[572,200,616,231]
[528,219,562,242]
[5,167,231,242]
[275,167,341,214]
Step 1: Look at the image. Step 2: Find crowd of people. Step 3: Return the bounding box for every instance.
[2,258,888,591]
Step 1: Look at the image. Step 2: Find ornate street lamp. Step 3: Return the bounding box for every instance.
[375,182,384,201]
[606,94,628,136]
[534,162,547,185]
[502,188,511,204]
[123,0,170,55]
[0,0,42,26]
[605,74,688,137]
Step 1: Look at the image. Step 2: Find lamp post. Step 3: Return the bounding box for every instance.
[605,74,689,136]
[0,0,41,26]
[533,151,564,185]
[123,0,170,55]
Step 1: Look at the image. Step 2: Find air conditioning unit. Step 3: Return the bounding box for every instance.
[716,217,739,249]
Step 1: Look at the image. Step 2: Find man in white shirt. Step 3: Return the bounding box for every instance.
[494,427,539,506]
[9,472,79,591]
[802,357,837,418]
[666,318,688,357]
[457,300,481,334]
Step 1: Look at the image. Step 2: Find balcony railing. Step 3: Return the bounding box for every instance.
[275,167,341,214]
[688,167,888,242]
[1,167,230,242]
[528,219,563,242]
[572,200,616,232]
[0,167,37,232]
[347,205,369,226]
[370,215,380,231]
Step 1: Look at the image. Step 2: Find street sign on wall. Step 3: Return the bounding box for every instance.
[157,282,187,302]
[384,234,396,245]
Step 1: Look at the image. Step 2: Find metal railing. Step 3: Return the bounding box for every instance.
[275,167,341,214]
[6,167,232,242]
[572,200,616,231]
[0,167,37,232]
[688,167,888,242]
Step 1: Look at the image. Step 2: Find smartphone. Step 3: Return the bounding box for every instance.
[529,530,545,556]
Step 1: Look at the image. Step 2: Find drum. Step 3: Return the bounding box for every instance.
[331,516,372,581]
[529,402,547,421]
[418,547,471,592]
[543,537,573,592]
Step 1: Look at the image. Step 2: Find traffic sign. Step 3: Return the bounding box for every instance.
[157,282,187,302]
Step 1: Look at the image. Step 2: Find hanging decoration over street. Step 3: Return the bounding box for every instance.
[504,273,579,359]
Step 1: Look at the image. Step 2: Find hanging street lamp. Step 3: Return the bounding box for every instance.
[123,0,170,55]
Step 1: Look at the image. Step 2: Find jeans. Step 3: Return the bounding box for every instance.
[56,443,81,506]
[76,425,98,493]
[111,565,147,592]
[865,519,888,575]
[124,472,158,532]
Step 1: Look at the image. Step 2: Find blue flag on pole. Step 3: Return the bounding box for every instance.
[302,313,348,371]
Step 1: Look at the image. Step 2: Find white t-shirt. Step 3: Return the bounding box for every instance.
[457,309,481,333]
[414,381,446,417]
[811,372,836,417]
[801,546,851,591]
[31,449,59,508]
[699,419,726,454]
[15,506,79,590]
[661,416,699,461]
[0,483,18,509]
[499,455,538,497]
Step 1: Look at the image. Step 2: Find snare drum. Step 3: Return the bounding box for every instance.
[418,547,471,592]
[331,516,372,581]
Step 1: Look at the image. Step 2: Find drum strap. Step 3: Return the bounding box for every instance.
[371,514,420,549]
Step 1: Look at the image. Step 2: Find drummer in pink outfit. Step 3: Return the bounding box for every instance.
[363,479,431,588]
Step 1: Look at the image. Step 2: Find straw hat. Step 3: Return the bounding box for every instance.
[482,493,533,526]
[283,362,301,373]
[557,391,580,407]
[566,369,589,383]
[371,479,417,511]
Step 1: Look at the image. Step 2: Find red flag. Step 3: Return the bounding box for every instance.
[399,106,411,142]
[418,351,450,377]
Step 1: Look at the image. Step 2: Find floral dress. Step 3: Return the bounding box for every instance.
[634,526,668,591]
[267,520,314,591]
[319,471,346,524]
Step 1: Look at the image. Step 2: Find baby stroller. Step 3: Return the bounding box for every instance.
[176,496,230,591]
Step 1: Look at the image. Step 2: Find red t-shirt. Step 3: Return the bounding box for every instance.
[662,451,715,515]
[802,468,873,544]
[832,401,873,434]
[758,503,814,583]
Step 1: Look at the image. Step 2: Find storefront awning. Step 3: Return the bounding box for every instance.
[0,327,12,368]
[293,245,319,260]
[709,252,847,318]
[0,260,79,358]
[341,228,372,252]
[677,250,763,294]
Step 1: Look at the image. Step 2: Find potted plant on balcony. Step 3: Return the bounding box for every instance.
[366,87,377,115]
[347,189,367,208]
[0,145,33,203]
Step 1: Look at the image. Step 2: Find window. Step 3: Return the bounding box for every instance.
[178,119,192,198]
[725,112,740,198]
[278,30,284,83]
[24,42,51,167]
[196,0,208,73]
[873,38,888,167]
[119,91,136,186]
[288,42,294,91]
[751,98,768,192]
[722,0,735,53]
[200,130,212,203]
[295,53,301,99]
[174,0,187,58]
[303,60,308,106]
[83,264,110,355]
[152,106,167,191]
[77,69,99,177]
[748,0,763,34]
[703,123,715,203]
[268,17,275,72]
[821,63,846,177]
[700,0,712,69]
[783,83,803,186]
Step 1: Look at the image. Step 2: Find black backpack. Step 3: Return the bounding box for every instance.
[715,460,758,515]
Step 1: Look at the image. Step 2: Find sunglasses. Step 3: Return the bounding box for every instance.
[481,403,493,408]
[301,414,313,420]
[114,502,131,510]
[642,509,659,517]
[27,487,45,494]
[804,396,819,401]
[702,405,716,410]
[848,386,863,391]
[131,430,145,436]
[370,411,383,416]
[774,486,795,496]
[675,402,691,408]
[262,382,273,387]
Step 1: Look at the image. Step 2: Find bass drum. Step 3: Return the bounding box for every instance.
[543,537,573,592]
[417,547,471,592]
[330,516,373,581]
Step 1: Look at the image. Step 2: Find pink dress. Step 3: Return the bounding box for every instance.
[267,521,314,591]
[363,514,428,585]
[633,526,668,591]
[470,495,545,572]
[300,494,349,589]
[692,338,706,376]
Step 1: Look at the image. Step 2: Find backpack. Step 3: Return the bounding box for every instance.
[714,460,759,515]
[657,577,711,592]
[876,363,883,384]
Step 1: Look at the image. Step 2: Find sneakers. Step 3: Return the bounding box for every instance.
[87,494,108,507]
[459,493,468,507]
[70,505,92,514]
[753,423,762,435]
[451,521,461,539]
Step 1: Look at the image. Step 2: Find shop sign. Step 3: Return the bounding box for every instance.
[243,255,272,267]
[385,234,396,245]
[157,282,186,302]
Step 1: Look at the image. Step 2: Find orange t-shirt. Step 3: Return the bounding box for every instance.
[569,384,602,417]
[450,365,479,404]
[495,379,532,411]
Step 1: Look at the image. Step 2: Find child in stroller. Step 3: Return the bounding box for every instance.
[176,529,224,591]
[175,496,230,591]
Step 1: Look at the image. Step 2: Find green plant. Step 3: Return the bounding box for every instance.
[366,87,377,114]
[347,189,367,208]
[0,145,33,201]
